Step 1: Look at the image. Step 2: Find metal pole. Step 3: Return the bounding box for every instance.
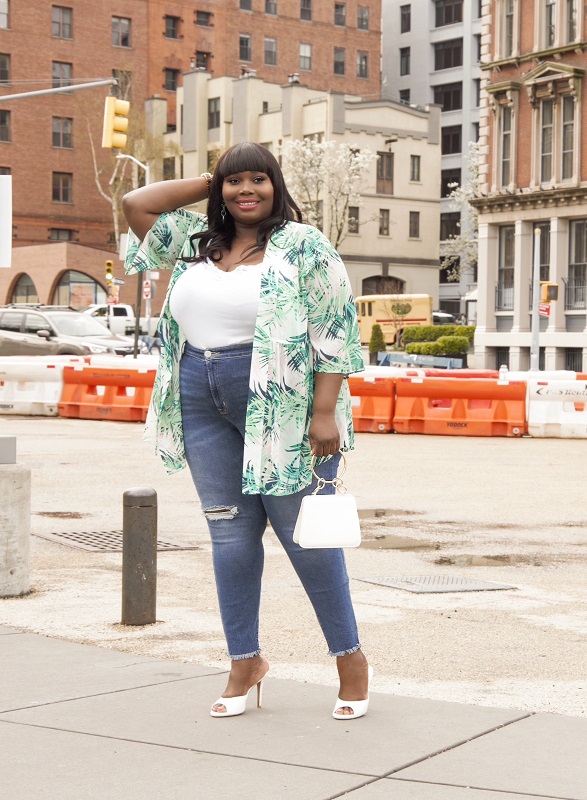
[0,79,117,101]
[122,488,157,626]
[530,227,542,371]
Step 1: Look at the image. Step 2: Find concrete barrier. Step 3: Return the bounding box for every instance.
[0,437,30,597]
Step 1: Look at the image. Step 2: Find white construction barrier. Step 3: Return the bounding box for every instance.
[527,379,587,438]
[0,360,70,416]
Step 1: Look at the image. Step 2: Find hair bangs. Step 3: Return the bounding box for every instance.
[217,142,275,180]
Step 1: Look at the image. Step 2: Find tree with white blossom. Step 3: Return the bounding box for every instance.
[440,141,480,281]
[281,139,376,249]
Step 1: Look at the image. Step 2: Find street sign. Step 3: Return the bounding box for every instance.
[143,280,151,300]
[111,277,125,285]
[539,302,551,317]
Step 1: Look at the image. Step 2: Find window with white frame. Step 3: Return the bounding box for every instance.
[52,117,73,148]
[52,6,73,39]
[112,16,131,47]
[348,206,359,234]
[501,104,512,187]
[540,98,554,183]
[532,221,551,283]
[356,51,368,78]
[487,86,518,190]
[358,6,369,29]
[0,109,10,142]
[562,94,575,180]
[409,211,420,238]
[266,0,277,14]
[239,34,252,61]
[334,47,345,75]
[410,155,421,182]
[503,0,515,56]
[301,0,312,20]
[264,38,277,65]
[52,61,72,87]
[497,225,514,311]
[0,52,9,84]
[379,209,390,236]
[566,0,579,42]
[334,2,346,26]
[300,43,312,70]
[0,0,8,29]
[568,220,587,309]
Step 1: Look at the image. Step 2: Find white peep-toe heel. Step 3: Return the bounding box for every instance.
[210,677,266,718]
[332,666,373,721]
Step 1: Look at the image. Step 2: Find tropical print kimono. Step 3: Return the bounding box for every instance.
[125,210,364,496]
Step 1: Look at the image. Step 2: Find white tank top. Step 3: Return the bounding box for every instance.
[169,258,262,349]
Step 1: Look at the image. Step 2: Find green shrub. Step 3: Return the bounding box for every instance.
[402,325,461,343]
[435,335,470,355]
[405,341,442,355]
[369,323,386,354]
[458,325,476,342]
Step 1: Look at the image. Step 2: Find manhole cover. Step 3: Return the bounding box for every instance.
[33,530,200,553]
[356,576,516,593]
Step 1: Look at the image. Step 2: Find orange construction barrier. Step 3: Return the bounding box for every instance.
[348,375,396,433]
[422,369,500,379]
[393,377,527,437]
[58,365,156,422]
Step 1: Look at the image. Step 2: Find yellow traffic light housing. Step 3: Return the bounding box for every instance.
[101,96,130,149]
[105,260,114,283]
[540,281,558,303]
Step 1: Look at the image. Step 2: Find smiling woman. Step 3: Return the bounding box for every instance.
[121,142,371,722]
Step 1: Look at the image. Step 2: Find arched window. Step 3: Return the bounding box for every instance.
[53,270,107,310]
[361,275,405,295]
[10,273,39,303]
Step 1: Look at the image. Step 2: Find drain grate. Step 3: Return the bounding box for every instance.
[33,530,200,553]
[356,576,516,593]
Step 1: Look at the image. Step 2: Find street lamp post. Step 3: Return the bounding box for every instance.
[530,227,542,372]
[116,154,151,358]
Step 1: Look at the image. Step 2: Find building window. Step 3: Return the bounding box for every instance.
[195,10,213,26]
[164,15,180,38]
[433,82,462,111]
[441,168,460,196]
[500,104,512,187]
[52,117,73,148]
[379,209,390,236]
[434,39,463,70]
[410,155,421,182]
[334,47,345,75]
[400,47,410,76]
[52,6,72,38]
[440,212,460,240]
[52,172,73,204]
[348,206,359,234]
[164,68,180,91]
[442,125,461,154]
[566,0,578,42]
[0,53,9,84]
[0,109,10,142]
[266,0,277,13]
[567,220,587,309]
[399,88,410,103]
[208,97,220,129]
[356,51,368,78]
[472,121,480,142]
[301,0,312,20]
[112,69,132,99]
[532,221,551,283]
[400,4,411,32]
[0,0,8,29]
[540,99,553,183]
[504,0,515,56]
[112,16,131,47]
[49,228,74,241]
[497,225,515,311]
[562,94,575,180]
[376,152,393,194]
[52,61,72,88]
[300,43,312,70]
[544,0,556,47]
[358,6,369,29]
[409,211,420,238]
[334,3,346,25]
[565,348,583,370]
[195,51,209,70]
[239,34,252,61]
[264,37,277,65]
[0,166,10,174]
[435,0,463,27]
[240,0,252,8]
[163,157,175,181]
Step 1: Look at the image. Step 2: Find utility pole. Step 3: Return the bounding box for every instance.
[530,227,542,371]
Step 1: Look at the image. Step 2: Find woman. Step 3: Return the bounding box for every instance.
[122,142,371,720]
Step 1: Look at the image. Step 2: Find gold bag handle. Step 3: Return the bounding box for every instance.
[310,451,348,496]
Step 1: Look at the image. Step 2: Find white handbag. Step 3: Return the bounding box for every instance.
[293,453,361,549]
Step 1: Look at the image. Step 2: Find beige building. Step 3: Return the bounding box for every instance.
[148,70,442,302]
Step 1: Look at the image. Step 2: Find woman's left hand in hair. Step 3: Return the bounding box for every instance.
[309,412,340,457]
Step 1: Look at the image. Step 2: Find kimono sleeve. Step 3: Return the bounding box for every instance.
[302,229,365,376]
[124,209,206,275]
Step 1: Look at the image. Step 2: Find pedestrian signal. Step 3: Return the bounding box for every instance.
[101,96,130,149]
[105,260,114,283]
[540,282,558,303]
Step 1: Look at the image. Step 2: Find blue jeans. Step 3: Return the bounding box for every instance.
[180,342,360,660]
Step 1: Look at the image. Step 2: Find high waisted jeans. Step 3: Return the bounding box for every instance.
[180,342,360,660]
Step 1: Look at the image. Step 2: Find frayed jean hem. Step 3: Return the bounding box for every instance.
[328,643,361,657]
[228,649,262,661]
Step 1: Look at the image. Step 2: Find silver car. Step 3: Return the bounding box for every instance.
[0,305,149,357]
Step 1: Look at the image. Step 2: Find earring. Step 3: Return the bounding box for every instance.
[220,203,226,223]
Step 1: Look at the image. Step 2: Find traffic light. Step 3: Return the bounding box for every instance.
[105,260,114,283]
[101,96,130,149]
[540,281,558,303]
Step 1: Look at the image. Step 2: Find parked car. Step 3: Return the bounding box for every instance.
[0,305,149,357]
[83,303,159,337]
[432,311,457,325]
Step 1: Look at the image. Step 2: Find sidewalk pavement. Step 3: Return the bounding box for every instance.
[2,624,586,800]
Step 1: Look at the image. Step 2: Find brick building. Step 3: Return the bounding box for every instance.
[473,0,587,371]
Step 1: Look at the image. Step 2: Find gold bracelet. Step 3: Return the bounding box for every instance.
[201,172,212,194]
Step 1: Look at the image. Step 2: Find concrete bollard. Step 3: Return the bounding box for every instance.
[0,436,31,597]
[121,487,157,626]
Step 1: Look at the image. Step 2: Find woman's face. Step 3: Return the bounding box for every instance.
[222,171,274,228]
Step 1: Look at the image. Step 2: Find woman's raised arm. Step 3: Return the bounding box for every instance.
[122,176,211,241]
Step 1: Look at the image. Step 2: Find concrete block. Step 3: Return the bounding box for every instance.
[0,435,16,464]
[0,463,31,597]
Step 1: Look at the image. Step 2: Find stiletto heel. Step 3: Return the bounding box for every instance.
[332,666,373,721]
[210,676,267,718]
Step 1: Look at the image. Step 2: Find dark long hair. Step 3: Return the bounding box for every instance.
[186,142,302,263]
